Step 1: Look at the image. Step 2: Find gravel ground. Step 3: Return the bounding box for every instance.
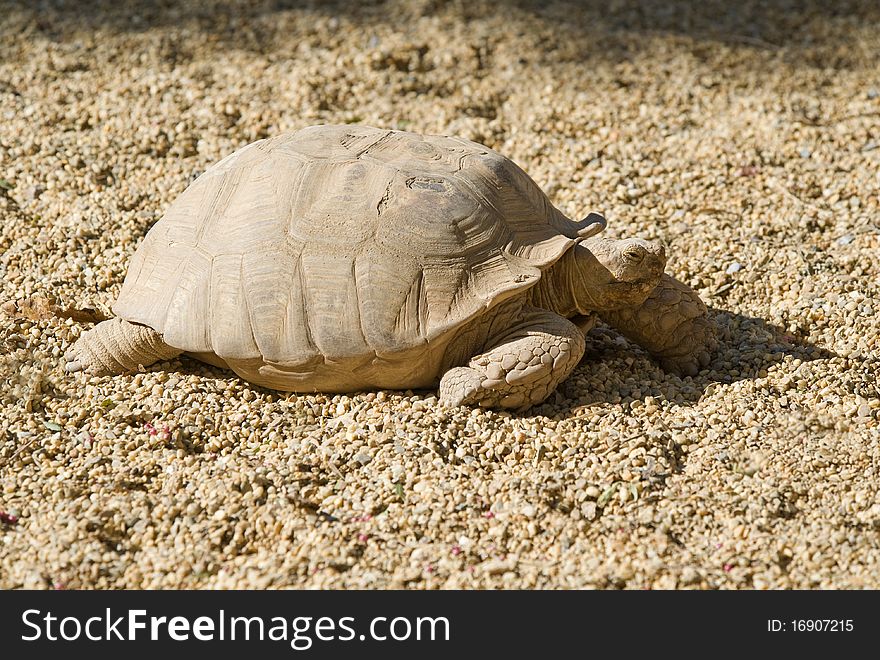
[1,0,878,589]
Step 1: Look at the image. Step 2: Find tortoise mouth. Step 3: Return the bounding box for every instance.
[606,264,665,304]
[610,277,659,295]
[611,259,665,285]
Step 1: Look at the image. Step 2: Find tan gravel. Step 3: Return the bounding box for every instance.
[1,0,878,589]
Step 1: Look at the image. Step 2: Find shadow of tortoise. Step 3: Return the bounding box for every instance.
[536,306,836,418]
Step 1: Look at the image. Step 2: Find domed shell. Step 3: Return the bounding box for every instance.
[113,124,597,367]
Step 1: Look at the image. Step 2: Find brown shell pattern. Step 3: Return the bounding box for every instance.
[113,124,593,366]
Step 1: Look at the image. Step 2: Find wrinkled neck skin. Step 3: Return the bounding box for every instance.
[528,244,611,317]
[529,237,663,316]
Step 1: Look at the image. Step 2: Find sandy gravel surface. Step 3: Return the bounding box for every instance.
[1,0,878,589]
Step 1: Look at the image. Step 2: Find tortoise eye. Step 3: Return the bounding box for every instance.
[623,245,646,264]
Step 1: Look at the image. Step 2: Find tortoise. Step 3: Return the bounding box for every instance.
[65,124,715,410]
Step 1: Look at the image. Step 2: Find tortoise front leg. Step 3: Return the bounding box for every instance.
[439,307,585,410]
[599,274,716,376]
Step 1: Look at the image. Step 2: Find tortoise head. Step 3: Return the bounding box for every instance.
[576,236,667,310]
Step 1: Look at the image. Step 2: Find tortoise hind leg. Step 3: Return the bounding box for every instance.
[599,274,716,376]
[64,318,181,375]
[439,307,585,410]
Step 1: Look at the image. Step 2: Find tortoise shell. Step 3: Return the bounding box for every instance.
[114,124,596,375]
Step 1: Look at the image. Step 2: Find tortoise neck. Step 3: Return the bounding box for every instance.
[529,246,604,317]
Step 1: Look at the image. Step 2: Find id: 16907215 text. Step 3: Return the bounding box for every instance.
[767,619,854,632]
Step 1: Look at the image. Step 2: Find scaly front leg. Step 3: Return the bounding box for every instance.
[439,307,585,410]
[599,274,716,376]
